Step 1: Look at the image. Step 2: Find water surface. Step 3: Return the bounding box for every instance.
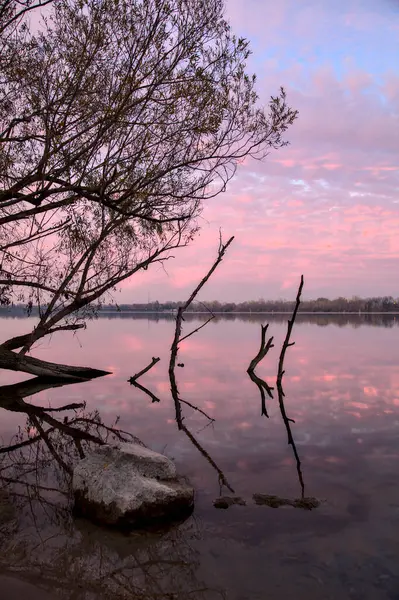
[1,314,399,599]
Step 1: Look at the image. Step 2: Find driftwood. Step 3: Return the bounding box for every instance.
[0,344,110,380]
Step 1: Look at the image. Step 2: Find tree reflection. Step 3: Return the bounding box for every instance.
[0,376,226,600]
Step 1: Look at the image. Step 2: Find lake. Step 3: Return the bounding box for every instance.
[1,313,399,600]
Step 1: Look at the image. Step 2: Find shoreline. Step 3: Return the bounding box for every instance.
[1,310,399,317]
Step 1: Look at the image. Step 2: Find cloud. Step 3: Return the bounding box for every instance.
[119,0,399,302]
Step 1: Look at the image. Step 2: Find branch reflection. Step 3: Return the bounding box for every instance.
[0,375,226,600]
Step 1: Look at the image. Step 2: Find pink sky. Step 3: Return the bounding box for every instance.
[122,0,399,303]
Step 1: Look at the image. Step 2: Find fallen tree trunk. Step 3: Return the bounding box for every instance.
[0,346,110,380]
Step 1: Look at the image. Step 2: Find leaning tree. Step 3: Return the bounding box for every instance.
[0,0,298,377]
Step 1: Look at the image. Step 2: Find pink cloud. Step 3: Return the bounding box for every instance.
[111,0,399,303]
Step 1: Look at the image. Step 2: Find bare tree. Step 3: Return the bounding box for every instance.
[0,0,297,377]
[0,0,54,35]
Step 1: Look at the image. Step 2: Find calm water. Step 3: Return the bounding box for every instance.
[1,314,399,599]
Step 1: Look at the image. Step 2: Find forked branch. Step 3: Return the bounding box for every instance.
[247,323,275,416]
[247,369,274,417]
[247,324,274,373]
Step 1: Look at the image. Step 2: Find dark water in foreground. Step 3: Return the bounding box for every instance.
[1,314,399,599]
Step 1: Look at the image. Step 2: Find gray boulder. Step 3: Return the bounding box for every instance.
[72,442,194,528]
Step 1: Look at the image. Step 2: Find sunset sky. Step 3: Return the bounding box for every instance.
[124,0,399,303]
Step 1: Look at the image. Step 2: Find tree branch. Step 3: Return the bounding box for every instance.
[178,317,214,344]
[169,234,234,427]
[277,275,304,387]
[128,357,160,383]
[3,323,86,351]
[247,324,274,373]
[247,369,274,418]
[129,379,161,403]
[275,275,305,498]
[180,424,234,494]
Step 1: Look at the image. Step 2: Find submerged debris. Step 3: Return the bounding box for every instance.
[253,494,320,510]
[213,496,246,509]
[292,497,320,510]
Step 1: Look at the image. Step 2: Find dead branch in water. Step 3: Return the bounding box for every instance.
[247,323,275,417]
[247,324,274,373]
[247,369,274,417]
[169,234,234,427]
[129,379,161,403]
[276,275,305,497]
[179,398,214,422]
[276,386,305,499]
[166,234,234,496]
[128,357,160,383]
[245,275,307,498]
[277,274,304,387]
[180,424,234,494]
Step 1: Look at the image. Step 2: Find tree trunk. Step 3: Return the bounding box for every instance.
[0,346,110,380]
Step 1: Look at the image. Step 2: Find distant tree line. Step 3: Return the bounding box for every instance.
[95,311,399,328]
[3,296,398,316]
[99,296,399,313]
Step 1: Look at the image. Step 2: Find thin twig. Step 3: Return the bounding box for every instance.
[0,476,69,496]
[196,300,215,316]
[180,398,215,422]
[178,316,214,343]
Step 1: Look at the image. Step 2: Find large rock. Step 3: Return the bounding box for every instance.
[72,442,194,528]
